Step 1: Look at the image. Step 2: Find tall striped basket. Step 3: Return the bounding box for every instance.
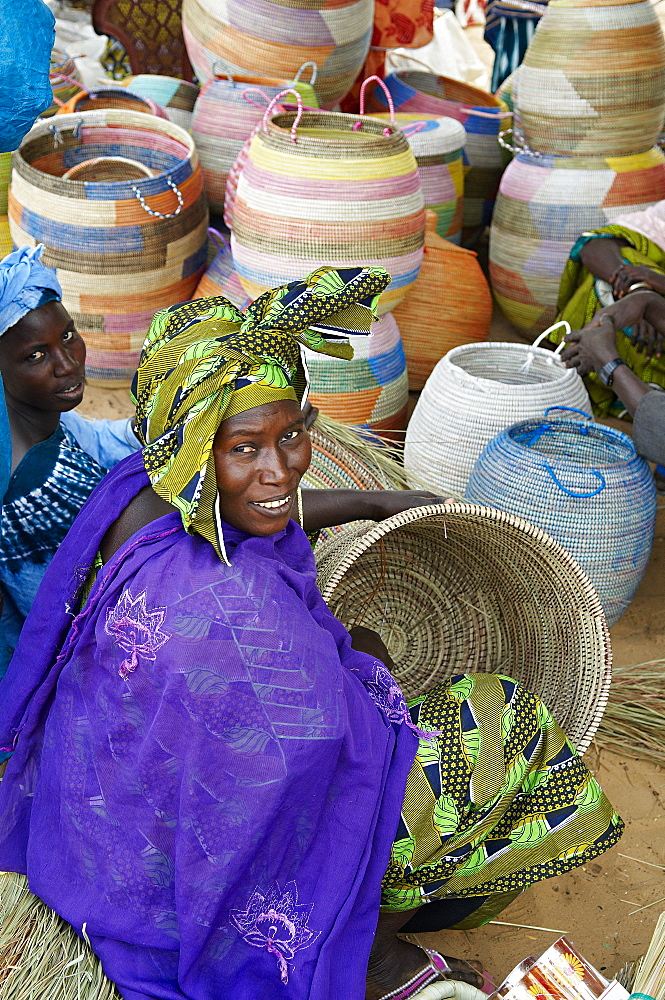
[43,48,83,118]
[193,233,250,309]
[517,0,665,157]
[230,100,425,315]
[9,110,208,386]
[191,69,319,215]
[404,329,591,497]
[367,72,510,246]
[303,312,409,434]
[375,113,466,244]
[182,0,373,108]
[489,146,665,338]
[393,211,492,391]
[0,151,12,257]
[465,410,657,626]
[120,75,200,130]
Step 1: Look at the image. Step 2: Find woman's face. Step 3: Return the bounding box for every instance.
[0,301,86,412]
[213,398,311,536]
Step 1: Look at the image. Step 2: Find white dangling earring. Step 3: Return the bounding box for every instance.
[214,493,232,567]
[296,485,304,528]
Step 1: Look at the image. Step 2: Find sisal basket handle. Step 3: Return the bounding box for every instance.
[543,406,592,421]
[461,107,512,119]
[132,176,184,219]
[543,463,606,499]
[356,75,395,134]
[212,58,234,83]
[293,61,318,86]
[532,321,570,355]
[241,87,273,110]
[207,227,230,253]
[262,89,303,142]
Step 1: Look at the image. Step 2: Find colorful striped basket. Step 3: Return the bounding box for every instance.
[120,75,200,130]
[489,145,665,339]
[182,0,373,108]
[56,88,167,118]
[404,327,591,497]
[191,68,319,215]
[367,72,510,246]
[231,94,425,315]
[9,110,208,386]
[43,48,83,118]
[303,311,409,434]
[517,0,665,157]
[193,231,250,309]
[465,410,657,626]
[0,152,12,256]
[393,211,492,391]
[375,113,466,244]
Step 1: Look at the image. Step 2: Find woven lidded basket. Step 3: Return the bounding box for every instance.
[465,412,657,627]
[404,332,591,497]
[182,0,373,107]
[393,211,491,391]
[489,146,665,339]
[9,110,208,386]
[315,502,611,753]
[517,0,665,157]
[304,312,409,434]
[367,72,509,247]
[231,107,425,315]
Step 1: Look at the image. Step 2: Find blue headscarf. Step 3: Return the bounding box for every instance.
[0,246,61,338]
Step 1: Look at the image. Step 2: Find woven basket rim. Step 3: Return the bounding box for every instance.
[391,70,502,109]
[17,110,196,190]
[318,501,611,753]
[267,110,406,145]
[511,147,665,169]
[505,416,639,465]
[444,341,576,388]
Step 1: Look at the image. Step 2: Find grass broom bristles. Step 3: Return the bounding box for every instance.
[632,911,665,1000]
[595,660,665,769]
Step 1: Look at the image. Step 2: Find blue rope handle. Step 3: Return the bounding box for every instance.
[543,406,592,420]
[543,463,606,498]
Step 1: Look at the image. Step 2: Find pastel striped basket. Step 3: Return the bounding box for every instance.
[9,110,208,386]
[517,0,665,157]
[303,312,409,433]
[43,48,83,118]
[404,332,591,498]
[231,107,425,315]
[376,113,466,244]
[489,146,665,338]
[182,0,373,108]
[193,234,251,309]
[367,72,509,246]
[465,411,657,626]
[120,75,200,130]
[0,152,11,215]
[191,69,319,215]
[393,211,492,391]
[56,89,167,118]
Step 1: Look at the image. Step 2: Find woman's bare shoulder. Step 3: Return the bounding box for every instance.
[99,486,176,563]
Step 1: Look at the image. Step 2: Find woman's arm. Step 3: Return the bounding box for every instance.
[300,488,449,533]
[578,235,665,298]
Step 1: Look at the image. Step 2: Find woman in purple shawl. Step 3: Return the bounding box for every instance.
[0,267,622,1000]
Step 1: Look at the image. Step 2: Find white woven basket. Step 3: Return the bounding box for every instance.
[404,325,591,497]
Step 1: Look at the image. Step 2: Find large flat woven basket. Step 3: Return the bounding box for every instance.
[315,502,611,753]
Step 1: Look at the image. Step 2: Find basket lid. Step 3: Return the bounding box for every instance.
[316,502,611,753]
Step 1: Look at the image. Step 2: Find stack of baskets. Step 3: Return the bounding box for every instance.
[404,329,591,497]
[9,110,208,385]
[367,72,509,247]
[489,0,665,339]
[182,0,373,107]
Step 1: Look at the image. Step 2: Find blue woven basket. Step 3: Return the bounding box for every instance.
[465,407,657,627]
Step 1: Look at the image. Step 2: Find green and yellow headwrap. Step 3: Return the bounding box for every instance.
[131,264,391,559]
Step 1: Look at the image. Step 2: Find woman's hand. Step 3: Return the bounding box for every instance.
[560,317,620,376]
[348,625,395,669]
[610,263,665,299]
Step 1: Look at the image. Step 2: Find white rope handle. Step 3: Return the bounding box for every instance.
[533,320,571,355]
[132,177,184,219]
[294,61,318,85]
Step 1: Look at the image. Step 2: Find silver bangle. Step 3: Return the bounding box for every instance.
[627,281,652,293]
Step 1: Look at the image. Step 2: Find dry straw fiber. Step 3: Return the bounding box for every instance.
[304,311,409,433]
[465,414,657,626]
[182,0,373,107]
[315,502,611,752]
[366,72,509,247]
[231,108,425,315]
[489,146,665,339]
[404,332,591,498]
[517,0,665,157]
[393,210,492,391]
[9,109,208,386]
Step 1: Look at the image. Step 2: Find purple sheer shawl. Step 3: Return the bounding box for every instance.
[0,451,417,1000]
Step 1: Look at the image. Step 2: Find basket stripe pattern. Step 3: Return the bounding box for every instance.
[517,0,665,156]
[121,75,200,130]
[393,211,492,391]
[191,75,318,215]
[182,0,373,107]
[304,311,409,432]
[489,146,665,338]
[231,110,425,314]
[315,502,612,753]
[367,72,508,246]
[0,151,12,256]
[404,341,591,497]
[43,48,83,118]
[193,242,251,309]
[376,113,466,244]
[465,417,657,626]
[9,110,208,386]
